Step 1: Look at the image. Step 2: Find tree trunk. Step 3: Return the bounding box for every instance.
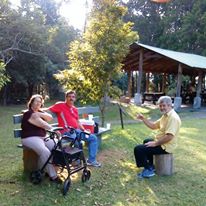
[28,83,34,98]
[2,85,8,105]
[99,84,109,127]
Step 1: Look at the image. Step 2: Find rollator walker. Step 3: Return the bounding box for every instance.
[30,127,91,195]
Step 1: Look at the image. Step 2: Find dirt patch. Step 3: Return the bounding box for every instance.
[97,149,125,163]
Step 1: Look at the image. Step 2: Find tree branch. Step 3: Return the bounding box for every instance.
[2,47,41,56]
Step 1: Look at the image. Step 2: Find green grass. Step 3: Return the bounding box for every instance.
[1,104,206,205]
[104,102,161,124]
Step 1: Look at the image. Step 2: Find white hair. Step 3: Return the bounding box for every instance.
[157,96,172,106]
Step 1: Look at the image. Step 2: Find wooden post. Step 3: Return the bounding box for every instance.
[23,149,38,172]
[146,72,150,92]
[132,72,135,97]
[155,154,174,176]
[162,73,166,93]
[137,49,143,93]
[176,64,182,97]
[127,71,132,97]
[135,71,138,93]
[196,71,203,97]
[203,74,205,91]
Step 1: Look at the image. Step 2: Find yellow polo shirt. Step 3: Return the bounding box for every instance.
[154,109,181,153]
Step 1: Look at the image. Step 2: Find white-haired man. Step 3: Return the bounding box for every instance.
[134,96,181,178]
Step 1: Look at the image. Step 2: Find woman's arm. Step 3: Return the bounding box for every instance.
[37,111,53,122]
[78,121,86,131]
[28,112,53,130]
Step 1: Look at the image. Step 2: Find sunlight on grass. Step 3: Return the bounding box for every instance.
[1,104,206,205]
[120,102,150,118]
[120,161,137,172]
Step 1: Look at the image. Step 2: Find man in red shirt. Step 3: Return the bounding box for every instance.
[49,90,101,167]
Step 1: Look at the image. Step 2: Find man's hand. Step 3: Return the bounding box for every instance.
[137,113,145,121]
[136,113,158,130]
[55,130,62,139]
[145,141,157,147]
[84,129,91,134]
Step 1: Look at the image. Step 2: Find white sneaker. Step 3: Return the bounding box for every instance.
[86,160,101,167]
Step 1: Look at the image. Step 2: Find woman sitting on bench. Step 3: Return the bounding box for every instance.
[21,94,61,183]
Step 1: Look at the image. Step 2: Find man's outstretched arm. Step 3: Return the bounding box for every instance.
[137,113,159,130]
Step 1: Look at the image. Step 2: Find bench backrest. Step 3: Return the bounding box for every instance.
[13,114,23,138]
[78,106,100,115]
[78,106,100,123]
[13,106,100,138]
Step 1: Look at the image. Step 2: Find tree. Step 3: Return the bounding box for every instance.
[0,61,9,90]
[123,0,165,46]
[179,0,206,55]
[56,0,137,126]
[0,0,78,103]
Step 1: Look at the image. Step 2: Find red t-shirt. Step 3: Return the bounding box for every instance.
[49,102,79,133]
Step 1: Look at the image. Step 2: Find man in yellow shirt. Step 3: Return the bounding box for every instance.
[134,96,181,178]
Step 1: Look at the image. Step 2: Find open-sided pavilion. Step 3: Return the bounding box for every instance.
[122,42,206,110]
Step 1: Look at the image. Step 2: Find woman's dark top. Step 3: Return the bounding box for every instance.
[21,109,46,138]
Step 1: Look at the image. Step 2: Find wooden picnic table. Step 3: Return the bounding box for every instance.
[142,92,165,104]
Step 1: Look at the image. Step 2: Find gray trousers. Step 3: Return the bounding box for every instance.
[21,136,57,178]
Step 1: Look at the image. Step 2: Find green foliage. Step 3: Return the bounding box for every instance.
[0,0,78,102]
[125,0,206,55]
[112,72,128,94]
[56,0,137,124]
[0,61,10,90]
[179,0,206,55]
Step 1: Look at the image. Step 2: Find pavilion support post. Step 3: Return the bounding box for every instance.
[135,71,138,92]
[134,49,143,105]
[174,64,182,111]
[193,71,203,109]
[162,73,166,93]
[127,71,132,98]
[203,74,205,91]
[146,73,150,92]
[132,72,135,97]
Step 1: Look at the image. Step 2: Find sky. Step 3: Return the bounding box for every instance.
[10,0,93,31]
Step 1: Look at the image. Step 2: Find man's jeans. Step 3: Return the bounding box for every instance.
[64,129,98,162]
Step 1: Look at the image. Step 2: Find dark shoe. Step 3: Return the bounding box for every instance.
[45,173,49,178]
[50,176,63,184]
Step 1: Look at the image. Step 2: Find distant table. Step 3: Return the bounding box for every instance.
[142,92,165,104]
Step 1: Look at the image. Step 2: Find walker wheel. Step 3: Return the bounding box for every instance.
[63,177,71,196]
[82,169,91,182]
[30,170,42,185]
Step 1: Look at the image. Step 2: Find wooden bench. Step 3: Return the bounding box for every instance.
[13,106,111,172]
[13,114,38,172]
[154,153,174,176]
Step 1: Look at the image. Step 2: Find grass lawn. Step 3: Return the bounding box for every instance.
[0,103,206,206]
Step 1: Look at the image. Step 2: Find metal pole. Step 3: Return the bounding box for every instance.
[119,105,124,129]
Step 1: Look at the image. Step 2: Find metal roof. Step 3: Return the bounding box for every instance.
[138,43,206,69]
